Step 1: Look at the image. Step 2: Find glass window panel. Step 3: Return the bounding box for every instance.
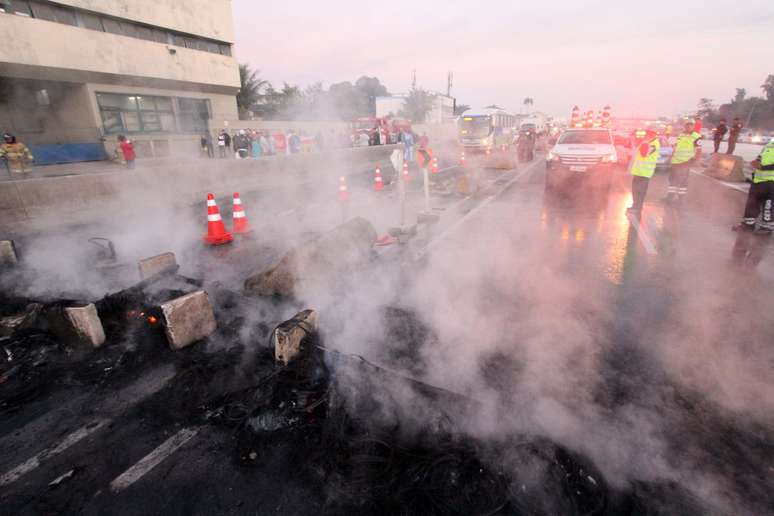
[12,0,32,16]
[172,34,186,47]
[80,12,103,31]
[29,1,55,20]
[101,111,123,134]
[205,41,219,53]
[135,25,154,41]
[137,96,156,111]
[97,93,137,111]
[159,113,175,132]
[184,37,197,49]
[140,112,161,131]
[152,29,168,43]
[119,21,137,38]
[122,112,140,132]
[219,44,231,56]
[154,97,172,111]
[102,18,121,35]
[53,5,75,25]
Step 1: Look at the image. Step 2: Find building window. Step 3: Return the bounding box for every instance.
[177,98,211,133]
[6,0,230,56]
[97,93,175,134]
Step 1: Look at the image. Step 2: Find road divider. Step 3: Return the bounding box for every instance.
[0,145,402,236]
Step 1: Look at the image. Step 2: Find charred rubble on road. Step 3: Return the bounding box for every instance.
[0,229,713,515]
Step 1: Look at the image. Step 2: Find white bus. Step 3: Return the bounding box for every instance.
[457,107,517,151]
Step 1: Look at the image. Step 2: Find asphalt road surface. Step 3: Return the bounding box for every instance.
[1,150,773,515]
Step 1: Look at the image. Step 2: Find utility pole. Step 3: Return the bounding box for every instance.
[411,70,416,90]
[446,71,453,97]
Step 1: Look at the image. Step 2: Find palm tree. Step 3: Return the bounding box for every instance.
[237,64,269,119]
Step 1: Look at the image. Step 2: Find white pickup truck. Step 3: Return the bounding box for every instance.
[544,127,618,193]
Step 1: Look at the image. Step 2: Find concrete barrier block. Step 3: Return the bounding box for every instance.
[704,154,746,182]
[1,240,18,267]
[272,309,319,365]
[138,252,178,280]
[244,217,377,297]
[48,303,106,348]
[160,290,216,349]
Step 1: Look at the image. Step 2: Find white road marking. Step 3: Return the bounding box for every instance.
[0,419,111,487]
[110,427,199,493]
[413,161,540,260]
[626,212,658,255]
[0,365,175,488]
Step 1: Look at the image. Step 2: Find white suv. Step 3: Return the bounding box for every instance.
[545,128,618,192]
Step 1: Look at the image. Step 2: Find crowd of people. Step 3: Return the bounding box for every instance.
[199,128,373,159]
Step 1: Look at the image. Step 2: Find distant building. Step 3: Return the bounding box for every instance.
[376,93,456,124]
[0,0,240,164]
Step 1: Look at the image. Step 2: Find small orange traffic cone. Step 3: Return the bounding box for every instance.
[232,192,251,234]
[374,166,384,191]
[203,193,233,245]
[402,161,410,182]
[338,176,350,202]
[431,157,439,174]
[459,151,466,166]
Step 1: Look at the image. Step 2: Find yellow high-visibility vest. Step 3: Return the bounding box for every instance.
[753,143,774,184]
[631,138,661,179]
[671,131,700,164]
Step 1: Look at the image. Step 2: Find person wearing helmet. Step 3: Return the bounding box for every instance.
[663,121,701,205]
[0,133,34,175]
[627,129,661,214]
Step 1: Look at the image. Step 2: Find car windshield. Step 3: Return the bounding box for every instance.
[558,130,612,145]
[458,116,491,138]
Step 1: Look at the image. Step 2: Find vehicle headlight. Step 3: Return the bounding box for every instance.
[752,135,761,143]
[546,151,559,161]
[601,152,618,163]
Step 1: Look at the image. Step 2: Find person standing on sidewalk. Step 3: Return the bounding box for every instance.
[217,130,227,158]
[0,133,34,176]
[733,141,774,235]
[727,117,743,155]
[663,122,700,205]
[712,119,727,153]
[117,135,136,169]
[627,130,661,215]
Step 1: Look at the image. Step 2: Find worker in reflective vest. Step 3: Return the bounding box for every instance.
[627,130,661,214]
[663,122,701,204]
[0,133,34,175]
[733,141,774,235]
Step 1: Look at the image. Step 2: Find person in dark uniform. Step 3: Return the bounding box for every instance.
[712,119,727,153]
[727,117,743,155]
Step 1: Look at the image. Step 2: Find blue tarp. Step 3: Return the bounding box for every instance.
[28,143,107,166]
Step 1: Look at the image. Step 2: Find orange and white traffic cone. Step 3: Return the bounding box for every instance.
[232,192,251,234]
[459,151,466,166]
[431,157,439,174]
[203,193,233,245]
[338,176,350,202]
[374,166,384,191]
[402,161,410,182]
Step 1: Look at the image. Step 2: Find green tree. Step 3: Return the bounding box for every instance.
[236,64,268,120]
[523,97,534,109]
[761,75,774,101]
[733,88,746,104]
[453,104,470,116]
[400,88,435,123]
[354,76,388,116]
[696,97,716,122]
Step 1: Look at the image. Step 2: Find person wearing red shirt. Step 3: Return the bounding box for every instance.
[118,135,136,169]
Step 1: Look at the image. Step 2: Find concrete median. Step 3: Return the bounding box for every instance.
[0,145,401,236]
[704,154,746,182]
